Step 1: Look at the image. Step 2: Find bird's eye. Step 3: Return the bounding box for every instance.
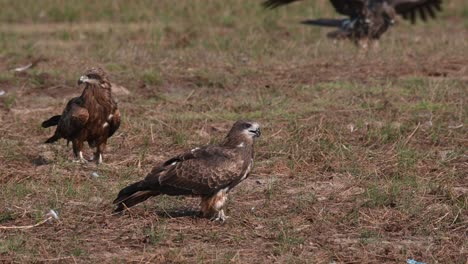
[243,123,252,129]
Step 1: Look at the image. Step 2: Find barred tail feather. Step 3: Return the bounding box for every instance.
[300,19,345,28]
[113,181,160,212]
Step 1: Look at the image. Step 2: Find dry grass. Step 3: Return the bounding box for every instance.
[0,0,467,263]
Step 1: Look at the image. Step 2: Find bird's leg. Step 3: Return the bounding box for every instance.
[358,38,369,50]
[201,190,229,223]
[94,143,105,165]
[92,152,103,164]
[72,140,87,163]
[212,209,229,223]
[78,151,87,163]
[371,40,380,50]
[73,151,87,163]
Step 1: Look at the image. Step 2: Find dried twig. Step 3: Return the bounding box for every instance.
[13,63,33,72]
[448,124,463,129]
[0,210,58,230]
[0,217,53,230]
[403,122,421,146]
[183,89,195,103]
[12,57,46,72]
[451,209,461,225]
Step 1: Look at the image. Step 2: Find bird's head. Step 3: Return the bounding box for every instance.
[382,3,396,25]
[224,120,261,147]
[78,67,109,86]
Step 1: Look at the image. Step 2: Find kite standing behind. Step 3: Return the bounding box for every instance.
[42,67,121,164]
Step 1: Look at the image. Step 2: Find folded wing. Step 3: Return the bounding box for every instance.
[58,99,89,139]
[108,101,121,138]
[157,146,243,195]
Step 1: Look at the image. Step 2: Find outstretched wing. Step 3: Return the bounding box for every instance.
[262,0,365,17]
[389,0,442,23]
[148,146,244,195]
[57,98,89,138]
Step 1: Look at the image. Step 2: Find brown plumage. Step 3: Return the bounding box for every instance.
[42,67,121,164]
[113,120,261,222]
[263,0,443,46]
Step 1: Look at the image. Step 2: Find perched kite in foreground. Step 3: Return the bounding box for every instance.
[113,120,261,222]
[42,67,121,164]
[263,0,443,46]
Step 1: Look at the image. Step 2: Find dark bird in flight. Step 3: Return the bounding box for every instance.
[263,0,443,46]
[113,120,261,222]
[42,67,121,164]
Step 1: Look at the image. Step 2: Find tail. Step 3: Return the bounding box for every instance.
[113,181,160,213]
[300,19,346,28]
[42,115,61,128]
[45,134,61,144]
[43,115,62,143]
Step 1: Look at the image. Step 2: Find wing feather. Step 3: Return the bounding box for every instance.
[150,146,244,195]
[301,18,347,27]
[329,0,365,17]
[410,9,416,23]
[262,0,365,17]
[389,0,442,23]
[262,0,302,9]
[424,4,436,18]
[58,99,89,138]
[108,103,121,138]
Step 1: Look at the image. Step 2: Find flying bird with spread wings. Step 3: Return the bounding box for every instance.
[113,120,261,222]
[42,67,121,164]
[263,0,443,46]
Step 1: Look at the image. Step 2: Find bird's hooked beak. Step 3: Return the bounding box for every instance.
[248,126,261,138]
[78,75,89,85]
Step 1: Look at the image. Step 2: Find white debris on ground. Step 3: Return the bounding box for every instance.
[46,209,59,220]
[13,62,34,72]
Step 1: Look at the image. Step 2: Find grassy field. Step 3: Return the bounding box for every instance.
[0,0,467,263]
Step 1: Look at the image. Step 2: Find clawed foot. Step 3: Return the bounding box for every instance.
[89,153,103,165]
[73,151,87,163]
[210,210,229,223]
